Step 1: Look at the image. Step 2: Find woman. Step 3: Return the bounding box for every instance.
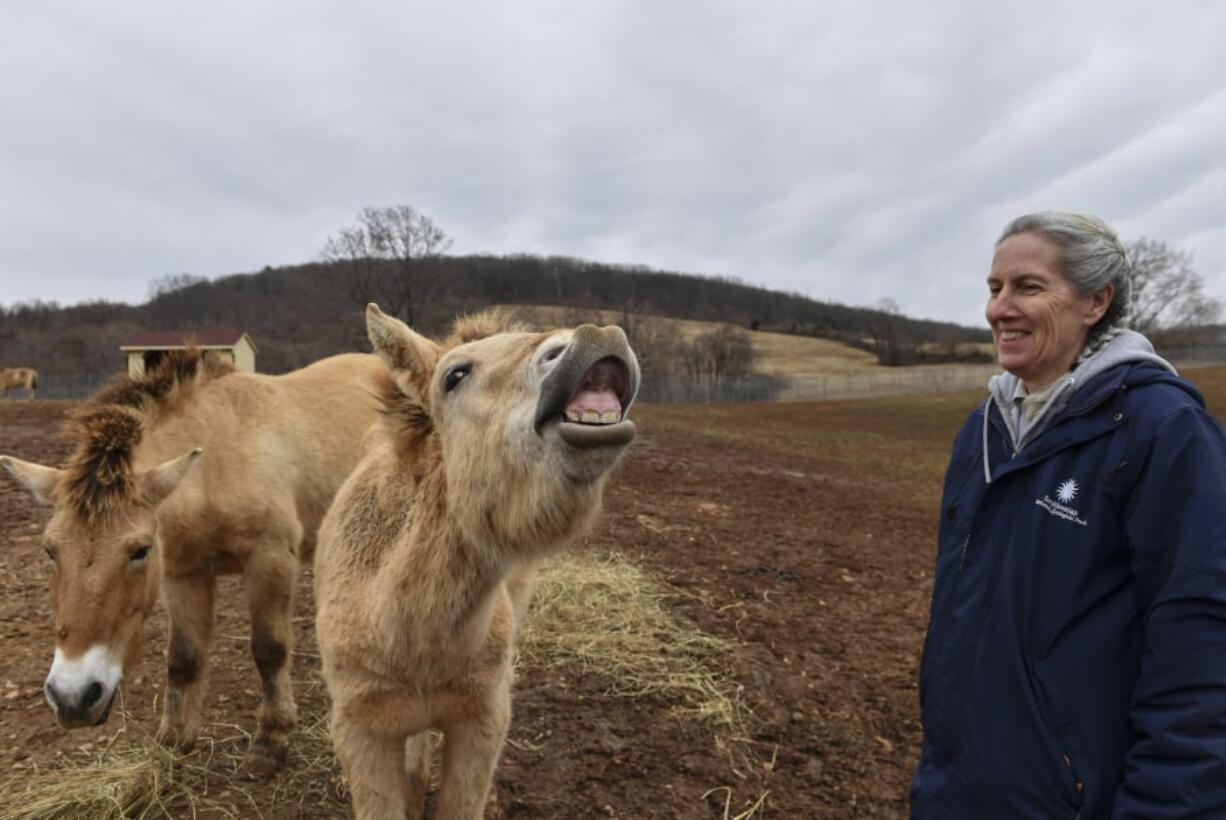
[910,212,1226,819]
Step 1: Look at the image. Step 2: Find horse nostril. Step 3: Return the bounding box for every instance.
[45,682,63,712]
[82,682,104,710]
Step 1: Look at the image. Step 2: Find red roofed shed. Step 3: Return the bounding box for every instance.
[119,329,258,377]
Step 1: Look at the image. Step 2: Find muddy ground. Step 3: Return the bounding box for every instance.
[4,370,1225,818]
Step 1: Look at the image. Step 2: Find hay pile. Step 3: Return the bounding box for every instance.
[519,551,746,730]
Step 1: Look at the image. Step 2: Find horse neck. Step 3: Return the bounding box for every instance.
[371,468,507,654]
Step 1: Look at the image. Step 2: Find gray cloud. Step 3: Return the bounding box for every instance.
[1,1,1222,329]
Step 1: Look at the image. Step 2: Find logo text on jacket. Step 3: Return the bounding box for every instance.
[1035,478,1088,526]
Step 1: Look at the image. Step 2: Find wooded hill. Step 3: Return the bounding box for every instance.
[1,254,987,377]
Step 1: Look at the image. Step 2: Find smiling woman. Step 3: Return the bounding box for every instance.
[910,211,1226,819]
[986,231,1114,391]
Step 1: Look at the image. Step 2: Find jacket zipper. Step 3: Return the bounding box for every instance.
[1061,751,1085,816]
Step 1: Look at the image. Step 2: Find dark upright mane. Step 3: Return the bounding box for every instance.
[61,349,235,522]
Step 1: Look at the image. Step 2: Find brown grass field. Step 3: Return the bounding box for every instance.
[3,367,1226,818]
[515,304,999,401]
[514,304,884,377]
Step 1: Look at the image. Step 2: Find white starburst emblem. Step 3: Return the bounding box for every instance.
[1056,479,1079,504]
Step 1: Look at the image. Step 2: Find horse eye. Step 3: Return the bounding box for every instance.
[444,365,471,393]
[543,345,565,362]
[44,548,56,564]
[129,546,151,564]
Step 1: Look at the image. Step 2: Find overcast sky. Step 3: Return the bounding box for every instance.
[1,1,1223,328]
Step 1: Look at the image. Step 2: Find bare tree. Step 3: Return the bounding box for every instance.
[320,206,453,326]
[867,297,914,365]
[1123,237,1221,338]
[1126,238,1221,335]
[147,273,208,301]
[681,324,758,387]
[146,273,211,328]
[618,304,685,378]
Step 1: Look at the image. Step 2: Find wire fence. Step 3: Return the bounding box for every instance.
[1,366,1013,405]
[778,365,1000,402]
[16,357,1224,406]
[8,371,110,401]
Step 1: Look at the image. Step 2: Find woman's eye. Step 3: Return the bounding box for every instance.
[129,546,151,564]
[444,365,472,393]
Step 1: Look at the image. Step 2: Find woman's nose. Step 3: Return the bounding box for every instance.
[987,291,1016,322]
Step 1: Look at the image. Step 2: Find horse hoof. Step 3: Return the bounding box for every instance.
[154,725,197,752]
[245,740,286,779]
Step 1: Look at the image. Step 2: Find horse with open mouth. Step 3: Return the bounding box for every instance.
[316,305,639,819]
[0,349,383,775]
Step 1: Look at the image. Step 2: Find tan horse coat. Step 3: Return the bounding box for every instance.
[0,366,38,400]
[0,350,383,775]
[316,306,639,819]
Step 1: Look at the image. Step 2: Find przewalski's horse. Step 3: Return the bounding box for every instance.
[1,366,38,400]
[0,350,384,775]
[316,305,639,819]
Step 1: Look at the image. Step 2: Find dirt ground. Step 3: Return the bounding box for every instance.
[4,368,1225,818]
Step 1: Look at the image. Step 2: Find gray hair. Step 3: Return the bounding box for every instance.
[997,211,1132,364]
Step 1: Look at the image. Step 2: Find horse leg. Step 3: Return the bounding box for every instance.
[241,547,298,777]
[330,703,413,820]
[435,676,512,820]
[404,731,432,819]
[157,572,216,748]
[505,562,539,631]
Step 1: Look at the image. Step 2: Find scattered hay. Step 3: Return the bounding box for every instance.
[0,675,345,820]
[519,551,748,731]
[0,752,161,820]
[0,552,750,818]
[702,786,771,820]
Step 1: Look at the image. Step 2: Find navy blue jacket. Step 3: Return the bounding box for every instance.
[911,362,1226,819]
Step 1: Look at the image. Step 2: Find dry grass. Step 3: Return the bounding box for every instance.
[521,552,768,811]
[0,552,746,818]
[505,303,879,378]
[519,551,747,731]
[0,675,344,820]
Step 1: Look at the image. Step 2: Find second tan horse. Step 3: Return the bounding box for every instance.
[0,350,383,775]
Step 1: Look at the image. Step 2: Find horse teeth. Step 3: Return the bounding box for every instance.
[565,409,581,422]
[600,411,621,423]
[581,410,600,424]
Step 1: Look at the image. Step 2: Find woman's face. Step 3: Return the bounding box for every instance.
[986,233,1112,392]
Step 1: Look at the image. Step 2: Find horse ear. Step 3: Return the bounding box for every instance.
[366,304,440,403]
[139,448,202,506]
[0,455,63,505]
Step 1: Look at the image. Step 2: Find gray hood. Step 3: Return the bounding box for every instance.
[981,329,1176,483]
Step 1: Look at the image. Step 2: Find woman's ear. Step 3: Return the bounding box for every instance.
[1085,283,1115,326]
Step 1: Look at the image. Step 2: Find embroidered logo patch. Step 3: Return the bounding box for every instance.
[1036,478,1088,526]
[1056,479,1078,504]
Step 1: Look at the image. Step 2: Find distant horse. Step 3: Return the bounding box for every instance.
[0,350,384,776]
[0,366,38,400]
